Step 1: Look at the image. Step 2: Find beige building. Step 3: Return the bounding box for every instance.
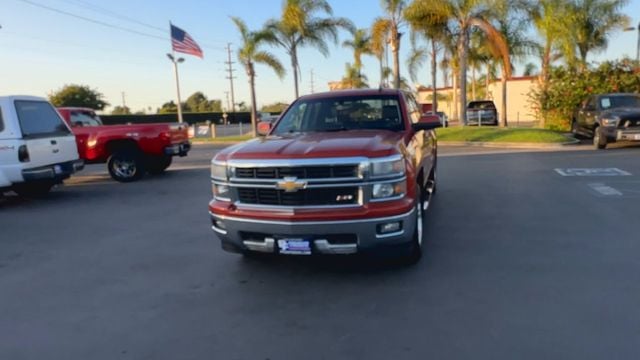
[417,76,539,123]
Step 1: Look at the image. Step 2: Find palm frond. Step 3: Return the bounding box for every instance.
[254,51,286,79]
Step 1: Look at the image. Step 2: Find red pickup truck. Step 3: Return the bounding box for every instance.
[57,107,190,182]
[209,89,441,263]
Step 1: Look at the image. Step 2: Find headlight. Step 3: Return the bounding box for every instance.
[212,183,231,200]
[601,116,620,127]
[211,161,228,180]
[372,181,406,199]
[370,157,405,178]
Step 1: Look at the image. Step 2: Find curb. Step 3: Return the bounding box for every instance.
[439,137,580,149]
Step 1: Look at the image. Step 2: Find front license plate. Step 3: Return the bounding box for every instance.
[634,134,640,140]
[277,239,312,255]
[53,165,63,174]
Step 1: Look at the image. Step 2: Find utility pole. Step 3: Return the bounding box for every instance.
[310,69,315,94]
[121,92,127,109]
[225,43,237,113]
[167,53,185,123]
[224,91,230,112]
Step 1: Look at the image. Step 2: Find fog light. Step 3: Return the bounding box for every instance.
[212,218,226,230]
[377,221,402,234]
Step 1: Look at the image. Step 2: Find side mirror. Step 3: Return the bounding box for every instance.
[257,121,272,136]
[411,114,442,132]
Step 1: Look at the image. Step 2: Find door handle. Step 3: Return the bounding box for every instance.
[51,140,57,145]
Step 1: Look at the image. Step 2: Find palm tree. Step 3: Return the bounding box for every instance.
[567,0,629,66]
[481,5,536,126]
[405,0,510,125]
[406,12,448,113]
[372,0,407,89]
[342,28,374,71]
[341,62,369,88]
[231,17,285,136]
[528,0,573,85]
[265,0,353,99]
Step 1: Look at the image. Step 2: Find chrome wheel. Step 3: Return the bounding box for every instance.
[113,159,136,178]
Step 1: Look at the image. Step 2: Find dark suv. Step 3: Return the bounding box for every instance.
[571,93,640,149]
[466,100,498,126]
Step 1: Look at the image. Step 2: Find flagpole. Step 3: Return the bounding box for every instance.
[172,52,184,124]
[168,22,184,123]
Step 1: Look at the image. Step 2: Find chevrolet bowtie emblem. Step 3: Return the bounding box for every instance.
[276,177,307,192]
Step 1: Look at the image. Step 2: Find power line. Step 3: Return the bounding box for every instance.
[18,0,167,41]
[225,43,237,113]
[56,0,166,33]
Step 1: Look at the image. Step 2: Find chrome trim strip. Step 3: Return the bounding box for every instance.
[210,208,415,226]
[211,225,228,235]
[315,240,357,254]
[234,202,361,210]
[243,238,275,253]
[370,194,406,203]
[212,176,406,188]
[229,176,362,184]
[226,156,369,168]
[375,230,405,239]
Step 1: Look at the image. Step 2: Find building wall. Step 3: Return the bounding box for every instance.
[418,77,539,123]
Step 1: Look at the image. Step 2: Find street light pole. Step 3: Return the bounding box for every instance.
[167,53,185,123]
[624,22,640,63]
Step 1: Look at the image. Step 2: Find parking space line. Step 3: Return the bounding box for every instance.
[588,183,623,196]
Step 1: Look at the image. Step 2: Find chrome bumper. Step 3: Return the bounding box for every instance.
[22,160,84,182]
[210,208,416,255]
[164,142,191,156]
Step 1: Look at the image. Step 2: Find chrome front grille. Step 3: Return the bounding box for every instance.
[237,187,359,206]
[234,165,358,179]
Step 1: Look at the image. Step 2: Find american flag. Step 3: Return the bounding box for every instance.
[170,24,203,58]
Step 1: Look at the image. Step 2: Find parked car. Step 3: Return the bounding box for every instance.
[435,111,449,127]
[571,93,640,149]
[466,100,498,126]
[0,96,84,196]
[57,107,191,182]
[209,89,441,263]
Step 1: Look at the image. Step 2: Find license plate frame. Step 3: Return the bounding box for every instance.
[277,238,312,255]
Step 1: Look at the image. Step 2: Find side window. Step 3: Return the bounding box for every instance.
[0,106,4,132]
[404,93,421,124]
[586,97,597,111]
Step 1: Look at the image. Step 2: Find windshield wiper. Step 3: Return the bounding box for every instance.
[323,126,351,132]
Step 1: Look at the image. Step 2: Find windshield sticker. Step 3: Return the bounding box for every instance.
[601,98,611,109]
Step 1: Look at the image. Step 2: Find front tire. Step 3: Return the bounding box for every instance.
[401,186,425,265]
[107,150,146,182]
[593,127,607,150]
[146,156,172,175]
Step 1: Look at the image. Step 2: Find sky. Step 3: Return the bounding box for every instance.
[1,0,639,113]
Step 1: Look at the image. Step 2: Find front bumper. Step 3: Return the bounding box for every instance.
[210,208,416,255]
[600,127,640,142]
[164,142,191,157]
[22,160,84,182]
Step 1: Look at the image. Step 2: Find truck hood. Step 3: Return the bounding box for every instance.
[216,130,405,161]
[601,108,640,119]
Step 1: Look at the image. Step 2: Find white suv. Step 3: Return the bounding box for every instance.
[0,96,84,196]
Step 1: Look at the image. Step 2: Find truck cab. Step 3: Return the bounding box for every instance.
[0,96,83,196]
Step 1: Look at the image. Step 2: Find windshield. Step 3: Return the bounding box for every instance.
[467,101,496,109]
[71,111,103,127]
[272,95,404,134]
[600,95,640,110]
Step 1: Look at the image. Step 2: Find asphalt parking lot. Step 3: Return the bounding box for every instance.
[2,143,640,360]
